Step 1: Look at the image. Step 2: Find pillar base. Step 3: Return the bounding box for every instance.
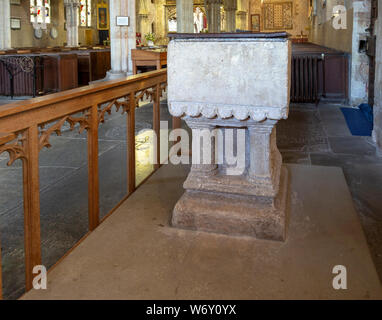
[104,70,133,81]
[172,166,289,241]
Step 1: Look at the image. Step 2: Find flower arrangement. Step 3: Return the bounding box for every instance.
[144,32,156,46]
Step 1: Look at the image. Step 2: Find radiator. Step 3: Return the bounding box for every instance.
[291,55,321,104]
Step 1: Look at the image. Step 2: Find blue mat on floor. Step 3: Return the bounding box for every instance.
[341,104,373,136]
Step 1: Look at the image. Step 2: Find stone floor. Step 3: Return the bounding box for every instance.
[21,163,382,300]
[1,100,382,299]
[277,103,382,285]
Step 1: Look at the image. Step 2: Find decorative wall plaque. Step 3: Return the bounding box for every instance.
[116,16,130,26]
[10,18,21,30]
[34,28,43,39]
[97,3,109,30]
[263,2,293,30]
[50,27,58,39]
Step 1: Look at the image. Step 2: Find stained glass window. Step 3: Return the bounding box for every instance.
[80,0,92,27]
[30,0,51,24]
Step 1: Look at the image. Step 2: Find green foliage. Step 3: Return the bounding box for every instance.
[144,32,156,42]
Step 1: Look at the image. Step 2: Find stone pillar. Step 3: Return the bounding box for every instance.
[205,0,222,33]
[224,0,237,32]
[235,0,248,30]
[185,119,218,178]
[106,0,136,79]
[350,0,371,105]
[236,11,247,30]
[168,33,291,241]
[373,1,382,153]
[127,0,136,73]
[64,0,79,47]
[177,0,194,33]
[72,2,80,47]
[0,0,11,49]
[65,3,72,46]
[247,121,282,196]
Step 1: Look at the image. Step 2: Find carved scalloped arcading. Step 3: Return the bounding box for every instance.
[135,88,156,106]
[39,112,91,151]
[168,102,288,121]
[0,133,26,166]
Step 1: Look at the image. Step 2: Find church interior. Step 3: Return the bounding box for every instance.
[0,0,382,301]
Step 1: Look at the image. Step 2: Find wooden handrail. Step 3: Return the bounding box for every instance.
[0,68,172,299]
[0,133,16,145]
[0,69,167,132]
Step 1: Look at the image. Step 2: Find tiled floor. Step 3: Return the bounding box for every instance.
[1,99,382,299]
[277,103,382,284]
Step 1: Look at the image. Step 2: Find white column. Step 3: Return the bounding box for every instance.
[177,0,194,33]
[72,1,80,47]
[64,0,79,47]
[0,0,11,49]
[127,0,136,73]
[65,2,72,46]
[106,0,136,79]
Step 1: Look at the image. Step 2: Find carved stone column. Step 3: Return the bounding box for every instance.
[0,0,11,49]
[177,0,194,33]
[72,1,80,47]
[64,2,72,46]
[204,0,222,33]
[106,0,136,80]
[127,0,136,72]
[236,11,247,30]
[247,121,282,196]
[184,119,218,178]
[64,0,79,47]
[167,33,291,241]
[235,0,248,30]
[224,0,237,32]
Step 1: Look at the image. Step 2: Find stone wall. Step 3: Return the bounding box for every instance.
[309,0,353,53]
[249,0,310,36]
[373,1,382,152]
[310,0,371,106]
[10,0,103,48]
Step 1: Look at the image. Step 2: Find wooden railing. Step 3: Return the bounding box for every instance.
[0,69,170,299]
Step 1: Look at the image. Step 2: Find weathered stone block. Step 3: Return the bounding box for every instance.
[173,166,289,241]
